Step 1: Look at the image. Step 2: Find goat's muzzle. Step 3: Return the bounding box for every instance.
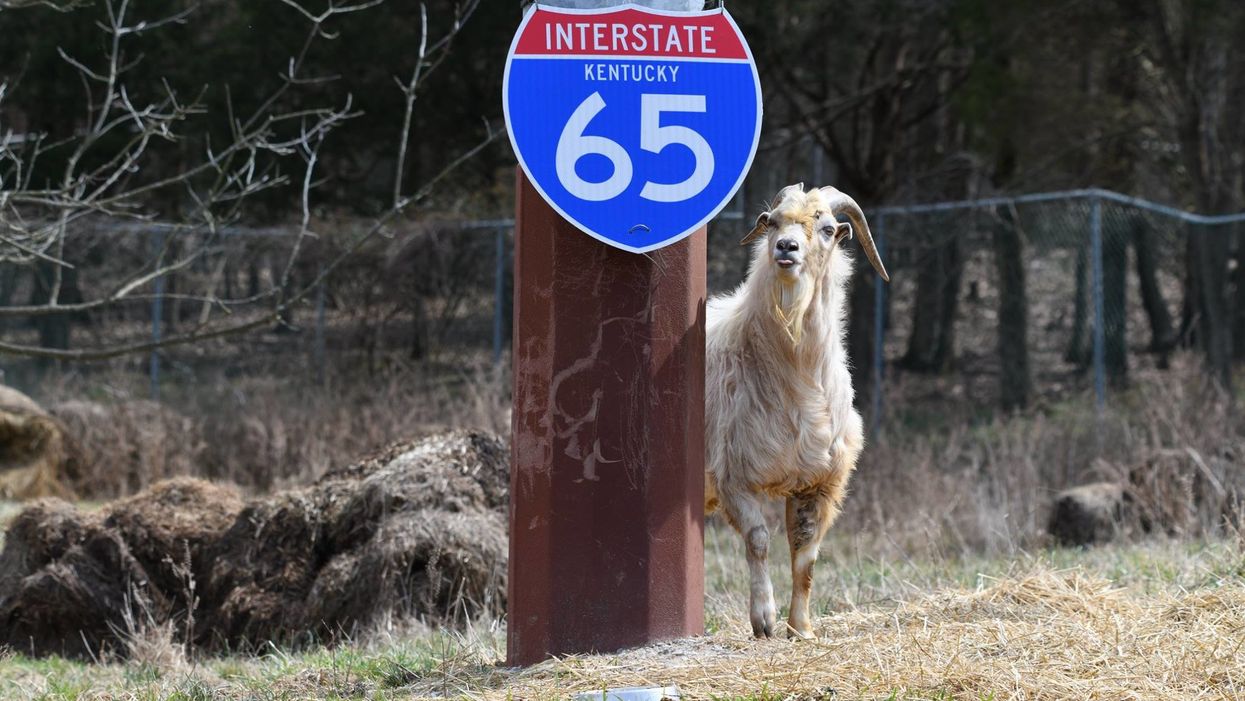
[772,236,803,276]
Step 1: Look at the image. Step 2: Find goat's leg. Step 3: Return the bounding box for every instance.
[784,480,846,639]
[786,413,863,638]
[723,491,777,638]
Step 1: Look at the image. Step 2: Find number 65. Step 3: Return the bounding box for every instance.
[555,92,714,203]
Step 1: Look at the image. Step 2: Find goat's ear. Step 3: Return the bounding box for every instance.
[740,211,770,246]
[834,220,853,242]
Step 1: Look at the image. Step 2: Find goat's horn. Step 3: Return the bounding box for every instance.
[772,182,804,208]
[820,186,890,283]
[741,183,805,246]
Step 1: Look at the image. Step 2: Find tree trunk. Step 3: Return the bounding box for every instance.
[1065,239,1091,367]
[223,261,236,301]
[1132,216,1175,367]
[1193,227,1232,386]
[1103,215,1128,386]
[933,238,962,371]
[1178,234,1199,350]
[164,267,178,333]
[409,297,427,361]
[270,255,295,332]
[1234,226,1245,362]
[1169,25,1236,389]
[247,261,261,298]
[899,242,942,371]
[993,207,1029,411]
[899,234,962,373]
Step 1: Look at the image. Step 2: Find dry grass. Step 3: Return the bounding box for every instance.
[484,565,1244,700]
[24,352,1243,559]
[24,360,510,497]
[0,386,71,500]
[20,350,1244,560]
[839,356,1245,559]
[393,529,1245,700]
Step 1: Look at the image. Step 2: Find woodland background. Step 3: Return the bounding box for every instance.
[2,1,1244,401]
[2,0,1243,413]
[2,4,1245,697]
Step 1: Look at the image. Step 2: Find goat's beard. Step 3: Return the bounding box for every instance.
[771,273,815,347]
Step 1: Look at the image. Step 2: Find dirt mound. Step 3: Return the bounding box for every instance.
[0,386,73,500]
[1048,482,1128,546]
[105,479,246,597]
[1050,447,1245,547]
[0,430,509,658]
[203,429,508,647]
[0,480,243,657]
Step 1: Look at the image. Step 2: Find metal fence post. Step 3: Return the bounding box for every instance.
[150,231,165,401]
[871,213,886,437]
[493,226,506,365]
[1090,197,1105,414]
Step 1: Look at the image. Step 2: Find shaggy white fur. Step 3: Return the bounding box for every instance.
[705,184,887,639]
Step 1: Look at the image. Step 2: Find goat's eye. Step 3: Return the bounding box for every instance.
[819,225,835,240]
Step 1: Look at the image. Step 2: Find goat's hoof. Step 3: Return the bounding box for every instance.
[750,600,777,638]
[750,612,776,638]
[785,623,816,641]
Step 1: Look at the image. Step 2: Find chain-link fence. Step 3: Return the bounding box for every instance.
[710,188,1245,432]
[866,190,1244,431]
[3,189,1242,427]
[0,220,515,397]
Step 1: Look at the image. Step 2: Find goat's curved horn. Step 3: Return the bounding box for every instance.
[772,182,804,208]
[820,186,890,282]
[740,183,805,246]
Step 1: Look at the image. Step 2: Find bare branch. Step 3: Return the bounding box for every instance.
[0,0,490,360]
[0,0,83,9]
[393,2,428,208]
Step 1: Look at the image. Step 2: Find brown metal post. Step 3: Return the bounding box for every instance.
[508,165,706,665]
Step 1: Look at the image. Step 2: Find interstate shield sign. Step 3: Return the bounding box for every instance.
[503,4,762,253]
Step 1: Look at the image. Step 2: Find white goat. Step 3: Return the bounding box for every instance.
[705,183,889,639]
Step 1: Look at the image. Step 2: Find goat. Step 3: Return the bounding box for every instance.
[705,183,889,639]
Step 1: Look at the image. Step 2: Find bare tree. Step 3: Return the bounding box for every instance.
[756,0,977,399]
[1121,0,1245,387]
[0,0,492,360]
[993,205,1029,410]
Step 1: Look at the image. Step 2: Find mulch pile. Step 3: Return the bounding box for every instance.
[0,430,508,658]
[0,386,72,500]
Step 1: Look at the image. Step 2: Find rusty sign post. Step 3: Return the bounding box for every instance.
[504,0,761,665]
[509,170,707,664]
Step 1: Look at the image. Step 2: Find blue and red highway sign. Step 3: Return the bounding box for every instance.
[503,4,762,253]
